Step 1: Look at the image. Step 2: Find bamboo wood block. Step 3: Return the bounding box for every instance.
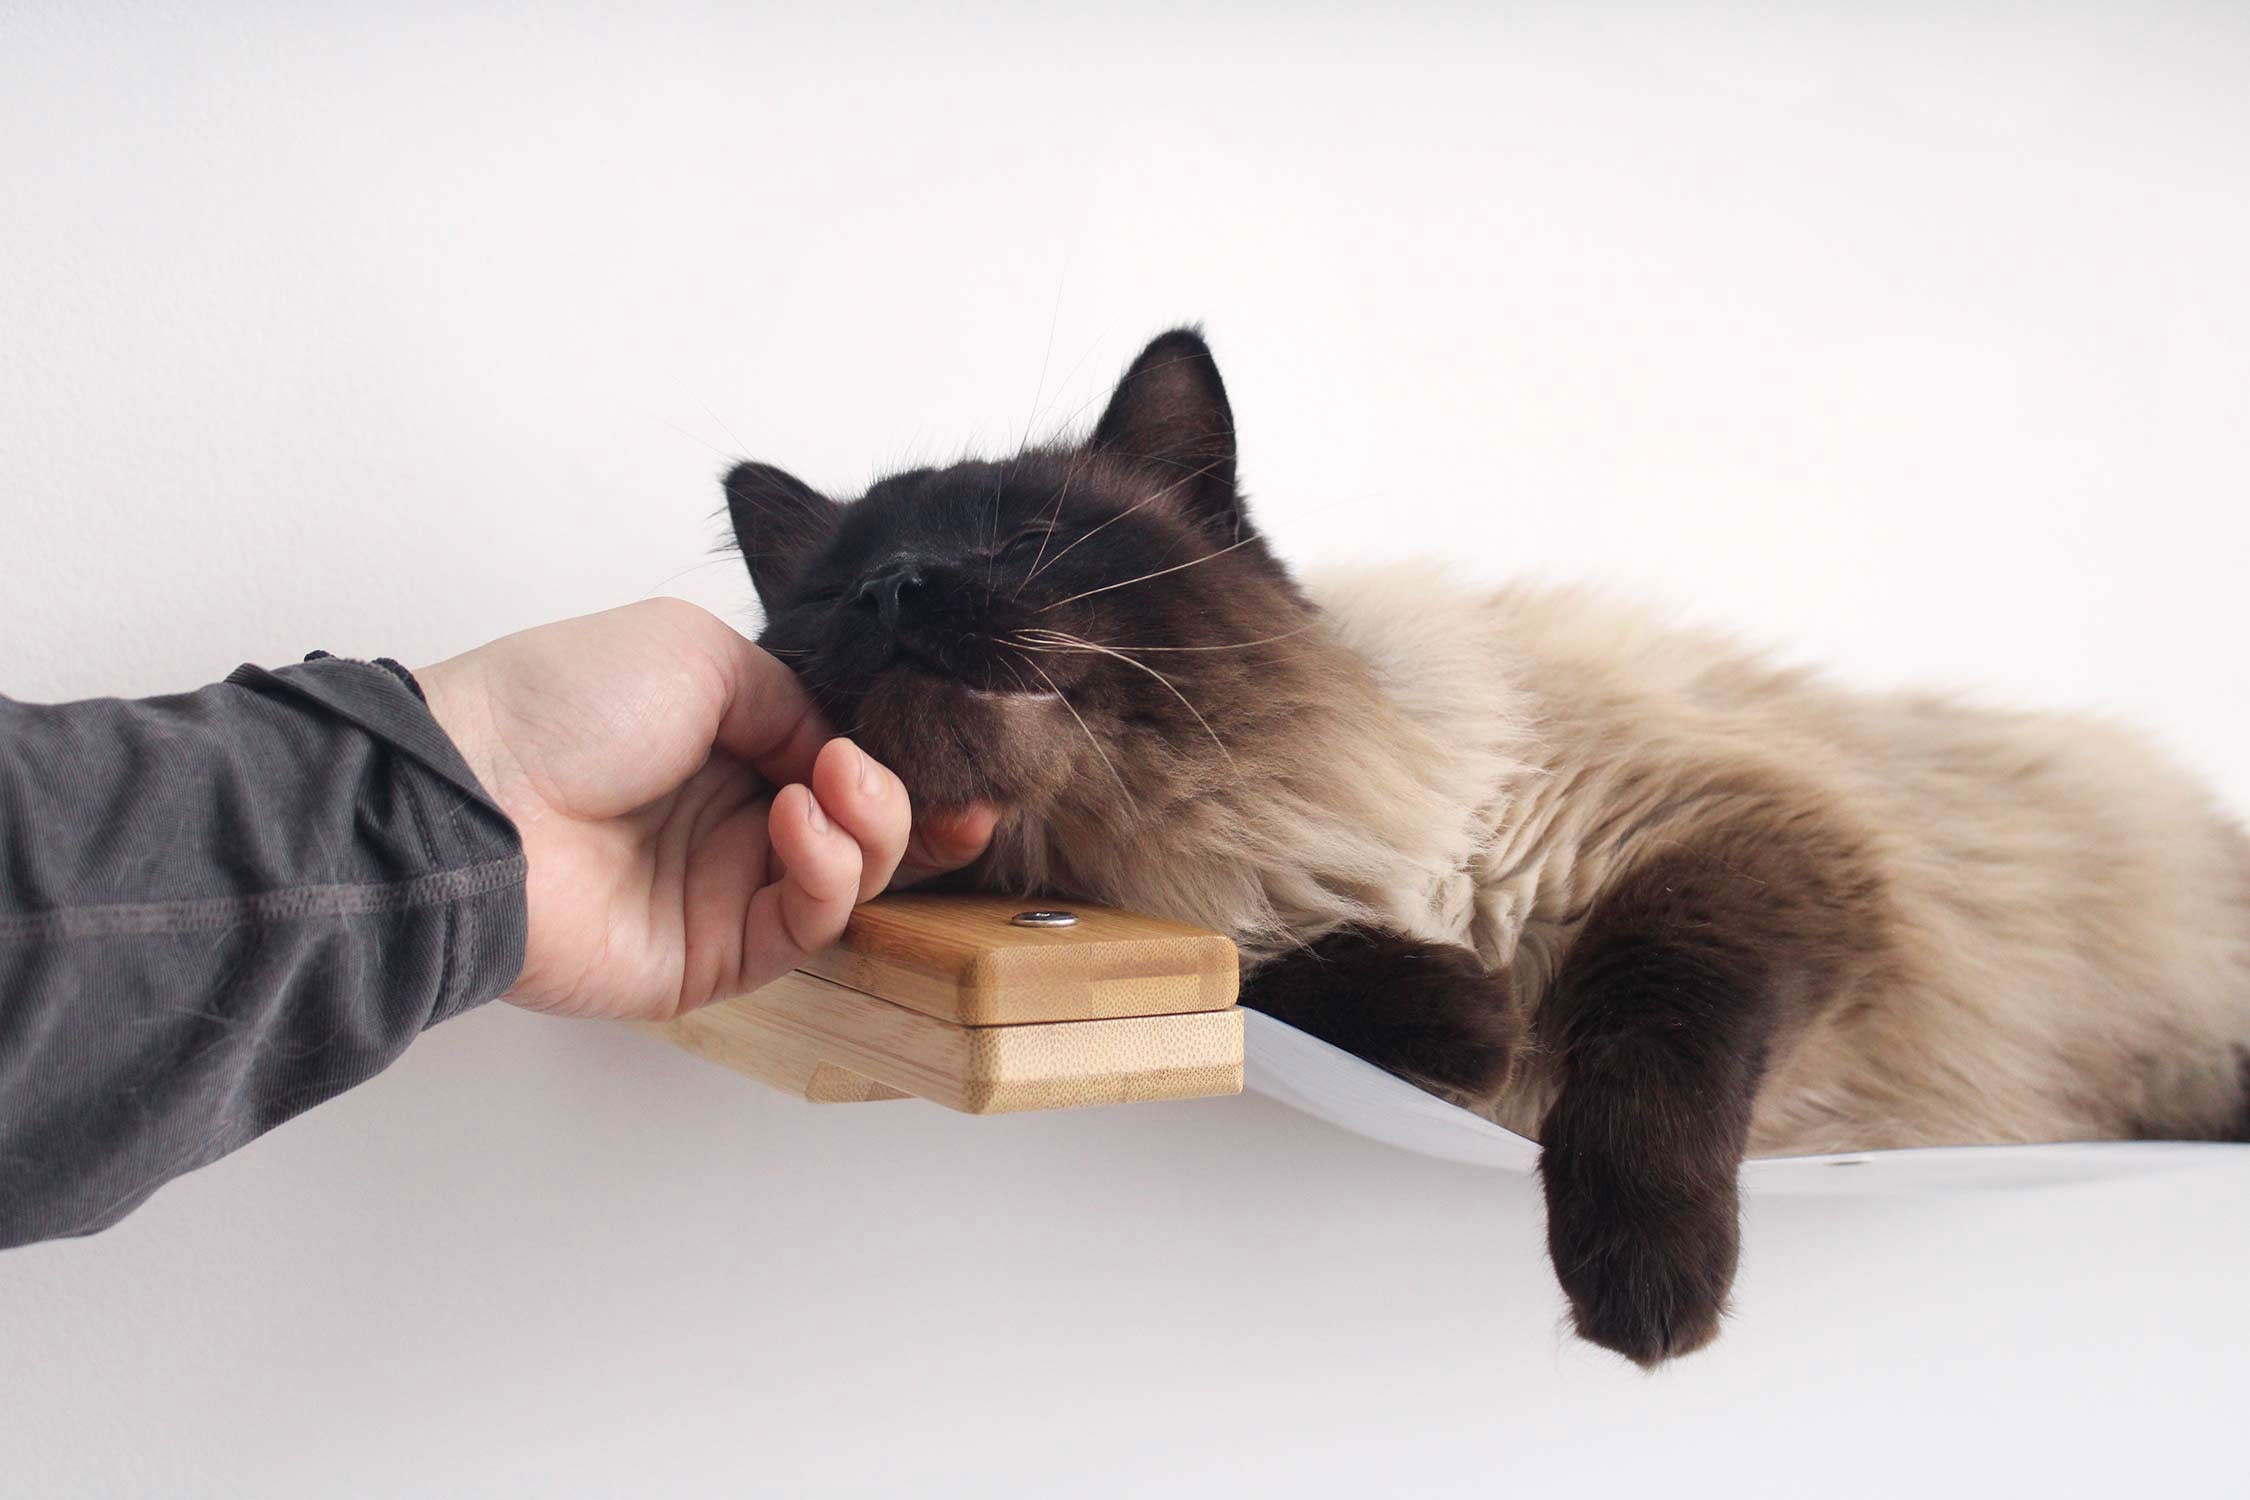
[799,893,1240,1026]
[657,893,1246,1114]
[663,969,1245,1114]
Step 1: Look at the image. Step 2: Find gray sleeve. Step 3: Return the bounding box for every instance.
[0,657,527,1249]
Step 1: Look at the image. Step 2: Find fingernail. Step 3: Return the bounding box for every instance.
[803,789,828,832]
[852,742,881,797]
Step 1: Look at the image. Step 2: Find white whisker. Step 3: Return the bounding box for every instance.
[1034,533,1259,613]
[1014,651,1132,803]
[1009,631,1239,778]
[1015,621,1319,654]
[696,399,751,459]
[650,413,738,462]
[1018,453,1235,593]
[1011,445,1091,597]
[1020,272,1066,453]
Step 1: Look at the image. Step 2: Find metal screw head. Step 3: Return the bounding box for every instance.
[1010,909,1079,928]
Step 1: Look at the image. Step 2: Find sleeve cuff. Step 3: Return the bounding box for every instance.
[226,655,529,1017]
[226,657,508,820]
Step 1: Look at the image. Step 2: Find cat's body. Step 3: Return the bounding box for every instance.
[727,327,2250,1364]
[1210,567,2250,1152]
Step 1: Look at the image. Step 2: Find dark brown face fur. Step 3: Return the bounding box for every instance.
[729,328,1312,815]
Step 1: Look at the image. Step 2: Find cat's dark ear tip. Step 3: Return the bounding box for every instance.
[1136,324,1214,361]
[718,459,840,613]
[1111,327,1228,409]
[721,459,772,497]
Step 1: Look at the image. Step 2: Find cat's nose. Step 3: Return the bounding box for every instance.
[852,558,927,630]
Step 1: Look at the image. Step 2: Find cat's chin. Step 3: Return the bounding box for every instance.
[842,667,1083,813]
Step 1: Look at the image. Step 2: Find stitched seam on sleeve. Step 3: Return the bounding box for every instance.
[432,755,480,1013]
[0,856,529,945]
[392,743,460,1013]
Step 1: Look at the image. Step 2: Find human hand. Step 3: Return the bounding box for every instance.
[416,598,997,1021]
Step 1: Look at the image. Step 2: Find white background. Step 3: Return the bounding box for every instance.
[4,4,2248,1494]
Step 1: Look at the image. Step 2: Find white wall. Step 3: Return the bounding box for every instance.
[4,4,2248,1494]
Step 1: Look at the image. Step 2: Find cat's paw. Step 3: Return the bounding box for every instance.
[1242,928,1521,1106]
[1360,946,1523,1105]
[1543,1162,1739,1368]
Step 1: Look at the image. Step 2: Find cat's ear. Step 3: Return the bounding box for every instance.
[723,461,841,615]
[1088,327,1241,537]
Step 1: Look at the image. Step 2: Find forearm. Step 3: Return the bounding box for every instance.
[0,657,526,1249]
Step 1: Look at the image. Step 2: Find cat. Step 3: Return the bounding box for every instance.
[726,327,2250,1365]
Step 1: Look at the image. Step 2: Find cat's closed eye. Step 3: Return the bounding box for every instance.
[993,527,1053,564]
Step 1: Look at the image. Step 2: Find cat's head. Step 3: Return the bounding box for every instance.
[727,328,1313,816]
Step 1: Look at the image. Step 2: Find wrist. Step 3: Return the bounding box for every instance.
[415,656,514,817]
[416,654,552,1006]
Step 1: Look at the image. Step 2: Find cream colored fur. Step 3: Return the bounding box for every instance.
[995,563,2250,1155]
